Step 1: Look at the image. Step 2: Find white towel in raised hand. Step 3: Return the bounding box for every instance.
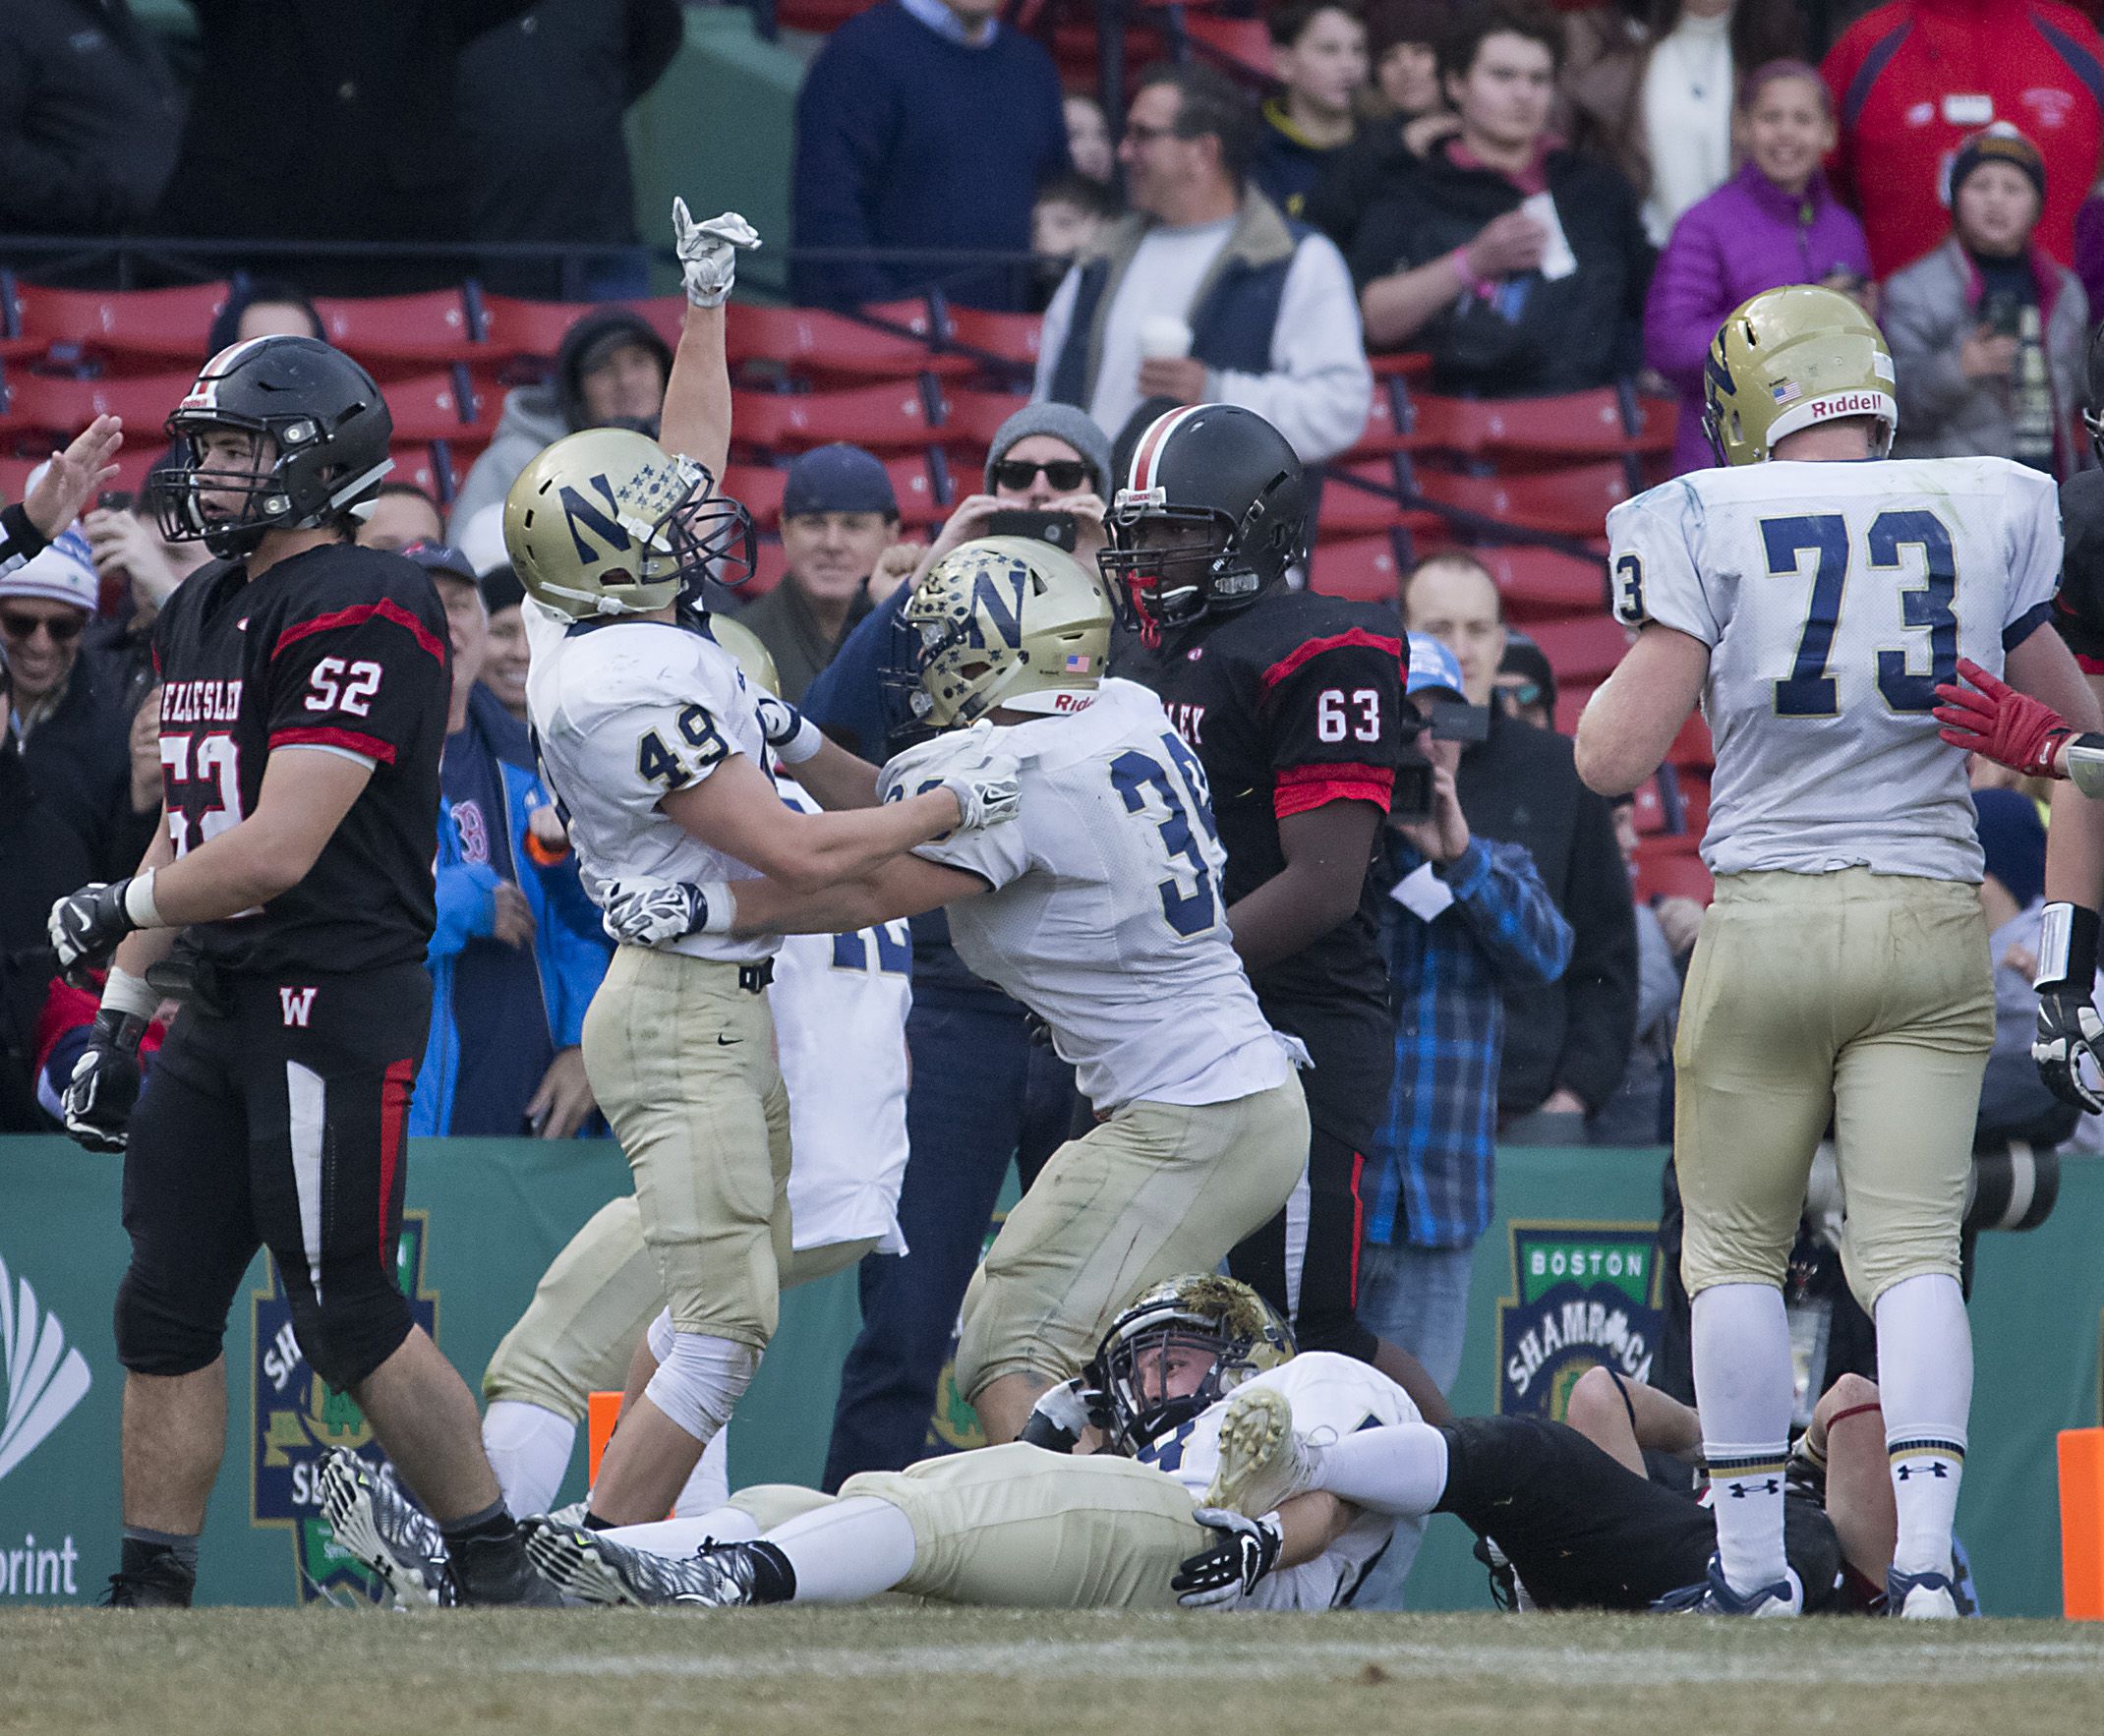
[672,200,761,308]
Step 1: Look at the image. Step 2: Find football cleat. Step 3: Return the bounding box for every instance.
[1203,1385,1320,1518]
[99,1560,196,1609]
[318,1447,458,1608]
[1886,1565,1966,1618]
[522,1519,757,1609]
[1652,1554,1801,1616]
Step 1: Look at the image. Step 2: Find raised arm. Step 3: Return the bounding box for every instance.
[659,202,760,482]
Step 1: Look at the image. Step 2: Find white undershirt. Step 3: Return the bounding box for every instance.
[1641,10,1734,246]
[1085,216,1235,441]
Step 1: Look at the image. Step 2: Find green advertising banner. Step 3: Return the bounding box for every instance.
[2,1137,2098,1614]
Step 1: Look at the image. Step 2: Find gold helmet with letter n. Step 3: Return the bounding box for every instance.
[896,536,1111,728]
[1703,284,1898,466]
[503,427,753,618]
[1092,1274,1295,1456]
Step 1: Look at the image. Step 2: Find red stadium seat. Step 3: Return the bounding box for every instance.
[1629,776,1669,835]
[3,370,195,437]
[943,308,1044,374]
[1317,460,1441,538]
[745,536,789,598]
[731,381,942,454]
[886,454,946,526]
[721,464,789,530]
[1403,389,1674,461]
[940,388,1030,447]
[380,371,479,441]
[1413,461,1630,538]
[314,290,479,365]
[1477,545,1608,621]
[1182,14,1275,78]
[1344,380,1408,457]
[1636,840,1714,904]
[475,295,597,361]
[726,304,953,382]
[1677,772,1711,836]
[1551,679,1594,735]
[1527,615,1630,683]
[1666,710,1714,770]
[1309,535,1401,605]
[1369,350,1432,381]
[0,447,154,501]
[13,282,229,365]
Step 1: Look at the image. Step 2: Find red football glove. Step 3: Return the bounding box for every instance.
[1932,657,2073,778]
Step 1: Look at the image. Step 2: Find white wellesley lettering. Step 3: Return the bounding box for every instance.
[279,986,319,1027]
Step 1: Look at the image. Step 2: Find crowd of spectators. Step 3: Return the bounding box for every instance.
[5,0,2103,1599]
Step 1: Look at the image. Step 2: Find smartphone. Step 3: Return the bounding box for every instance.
[985,509,1079,553]
[97,490,135,513]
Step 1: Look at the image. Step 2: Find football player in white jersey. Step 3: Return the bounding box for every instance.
[1571,284,2104,1618]
[478,619,912,1521]
[488,201,1023,1538]
[602,537,1311,1444]
[504,1276,1419,1613]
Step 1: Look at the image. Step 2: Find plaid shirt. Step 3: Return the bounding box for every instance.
[1369,833,1572,1248]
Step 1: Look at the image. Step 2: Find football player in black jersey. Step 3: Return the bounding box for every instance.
[47,335,556,1607]
[1933,323,2104,1112]
[1107,403,1422,1380]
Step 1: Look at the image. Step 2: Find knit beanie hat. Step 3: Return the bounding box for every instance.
[983,402,1115,497]
[1947,124,2046,207]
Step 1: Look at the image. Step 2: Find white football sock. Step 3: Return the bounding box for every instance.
[674,1427,731,1518]
[1692,1282,1793,1595]
[1874,1272,1970,1579]
[1305,1422,1450,1517]
[481,1400,577,1520]
[759,1495,918,1603]
[601,1507,764,1555]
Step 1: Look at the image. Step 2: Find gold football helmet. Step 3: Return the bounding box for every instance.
[1703,284,1898,466]
[503,427,752,618]
[900,536,1111,728]
[707,614,782,696]
[1093,1274,1296,1456]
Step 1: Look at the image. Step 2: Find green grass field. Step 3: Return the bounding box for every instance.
[6,1607,2102,1735]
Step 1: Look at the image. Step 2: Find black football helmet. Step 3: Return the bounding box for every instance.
[1092,1273,1295,1457]
[147,335,395,558]
[1099,403,1311,631]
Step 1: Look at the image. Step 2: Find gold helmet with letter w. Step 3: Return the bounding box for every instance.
[503,427,753,618]
[897,536,1111,728]
[1703,284,1898,466]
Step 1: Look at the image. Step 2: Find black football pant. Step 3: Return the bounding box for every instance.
[1228,1002,1388,1363]
[116,964,430,1393]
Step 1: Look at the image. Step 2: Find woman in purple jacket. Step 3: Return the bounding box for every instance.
[1643,60,1872,474]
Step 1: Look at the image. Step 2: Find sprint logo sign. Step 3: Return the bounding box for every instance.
[0,1252,91,1484]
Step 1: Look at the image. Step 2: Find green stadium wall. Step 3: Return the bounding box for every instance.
[1,1137,2097,1614]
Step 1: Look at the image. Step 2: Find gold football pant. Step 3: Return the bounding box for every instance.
[483,1190,878,1419]
[956,1075,1309,1402]
[1673,868,1993,1312]
[579,947,793,1352]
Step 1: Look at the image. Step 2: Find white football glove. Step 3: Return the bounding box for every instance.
[1172,1507,1282,1609]
[939,753,1022,833]
[601,879,732,947]
[672,200,761,309]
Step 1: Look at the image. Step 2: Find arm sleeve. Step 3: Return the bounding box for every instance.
[431,860,500,958]
[788,37,896,308]
[1606,489,1719,643]
[1440,838,1574,989]
[1641,210,1726,392]
[0,46,144,230]
[265,596,450,765]
[1345,194,1418,292]
[1211,237,1374,465]
[1551,787,1641,1111]
[1257,628,1406,819]
[535,865,614,1048]
[0,502,48,580]
[1880,268,1974,432]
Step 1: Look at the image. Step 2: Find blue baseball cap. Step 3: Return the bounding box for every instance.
[1405,633,1466,700]
[783,442,898,520]
[401,539,480,585]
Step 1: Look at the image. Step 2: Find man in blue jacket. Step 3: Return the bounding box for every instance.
[405,542,611,1138]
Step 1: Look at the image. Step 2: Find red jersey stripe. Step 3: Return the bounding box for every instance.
[270,724,397,765]
[1273,772,1394,818]
[1258,627,1403,695]
[270,598,447,666]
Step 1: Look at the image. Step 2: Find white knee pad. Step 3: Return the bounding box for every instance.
[644,1330,758,1442]
[646,1306,675,1365]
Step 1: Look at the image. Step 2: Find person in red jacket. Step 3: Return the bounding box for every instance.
[1824,0,2104,278]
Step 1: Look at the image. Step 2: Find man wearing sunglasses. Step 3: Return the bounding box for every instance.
[0,529,134,881]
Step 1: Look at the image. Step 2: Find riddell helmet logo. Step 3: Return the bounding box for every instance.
[1805,393,1884,418]
[0,1253,91,1483]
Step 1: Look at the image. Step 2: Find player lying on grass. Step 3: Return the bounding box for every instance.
[478,618,915,1522]
[321,1277,1422,1612]
[1195,1364,1917,1615]
[595,539,1315,1445]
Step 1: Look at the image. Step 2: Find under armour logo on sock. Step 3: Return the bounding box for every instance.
[1895,1462,1951,1481]
[1725,1478,1781,1498]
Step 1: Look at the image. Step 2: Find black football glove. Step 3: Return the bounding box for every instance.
[62,1008,148,1153]
[2033,902,2104,1113]
[1172,1506,1282,1609]
[48,879,140,986]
